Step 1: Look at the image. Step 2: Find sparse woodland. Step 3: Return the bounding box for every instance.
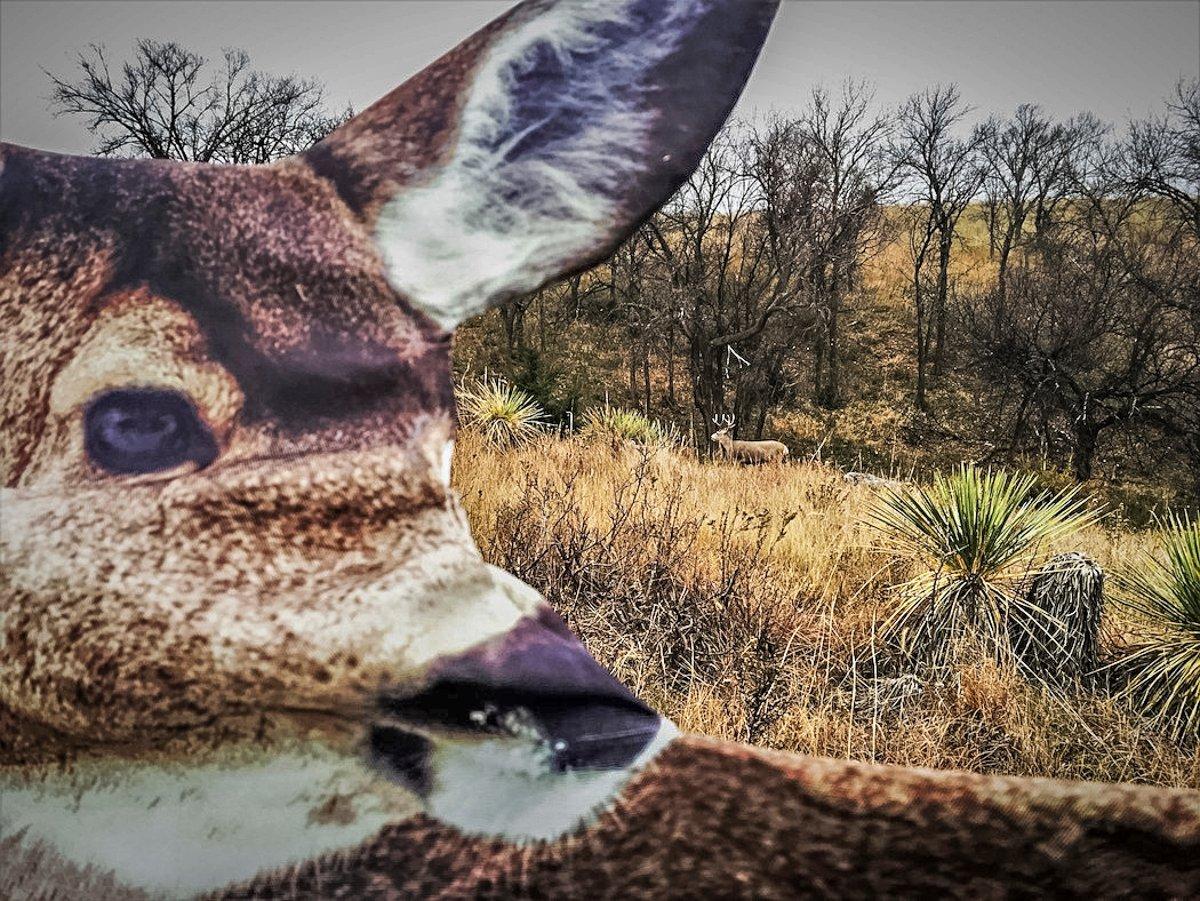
[454,81,1200,777]
[456,80,1200,515]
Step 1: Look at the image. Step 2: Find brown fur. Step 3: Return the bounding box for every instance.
[224,736,1200,899]
[9,738,1200,898]
[0,142,459,760]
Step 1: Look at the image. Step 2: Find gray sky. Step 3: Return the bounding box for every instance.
[2,0,1197,155]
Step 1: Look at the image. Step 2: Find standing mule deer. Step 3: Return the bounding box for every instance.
[0,1,1196,897]
[710,414,789,464]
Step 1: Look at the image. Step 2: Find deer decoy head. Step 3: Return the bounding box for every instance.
[2,2,1198,897]
[0,0,779,893]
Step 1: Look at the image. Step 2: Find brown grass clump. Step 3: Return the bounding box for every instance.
[453,432,1200,788]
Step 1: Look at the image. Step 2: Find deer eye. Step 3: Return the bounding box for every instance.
[84,388,217,475]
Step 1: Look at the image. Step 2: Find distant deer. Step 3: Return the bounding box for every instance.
[1,0,1197,897]
[710,414,789,464]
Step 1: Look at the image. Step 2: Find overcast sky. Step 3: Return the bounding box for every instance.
[2,1,1197,156]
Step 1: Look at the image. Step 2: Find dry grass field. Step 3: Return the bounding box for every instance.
[453,431,1200,789]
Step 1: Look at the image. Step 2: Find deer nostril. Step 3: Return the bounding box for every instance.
[369,724,433,795]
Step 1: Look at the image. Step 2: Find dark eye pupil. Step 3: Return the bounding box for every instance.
[84,389,217,475]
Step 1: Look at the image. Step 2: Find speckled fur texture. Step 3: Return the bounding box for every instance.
[222,737,1200,899]
[2,0,1198,898]
[0,145,464,756]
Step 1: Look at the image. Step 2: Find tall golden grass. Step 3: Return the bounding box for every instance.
[453,431,1199,788]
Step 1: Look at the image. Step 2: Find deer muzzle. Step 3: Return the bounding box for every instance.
[371,607,663,795]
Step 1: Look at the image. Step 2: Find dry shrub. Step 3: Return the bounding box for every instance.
[1114,514,1200,742]
[1010,552,1104,684]
[452,432,1199,788]
[470,438,800,743]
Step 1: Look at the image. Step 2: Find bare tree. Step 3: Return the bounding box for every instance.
[607,226,659,412]
[802,83,898,408]
[1120,81,1200,488]
[644,129,762,445]
[963,151,1199,482]
[894,86,984,408]
[977,105,1101,310]
[48,40,350,164]
[1128,79,1200,242]
[641,126,814,446]
[497,293,535,354]
[738,114,827,432]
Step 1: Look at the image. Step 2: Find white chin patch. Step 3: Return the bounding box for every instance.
[423,718,678,843]
[0,746,418,896]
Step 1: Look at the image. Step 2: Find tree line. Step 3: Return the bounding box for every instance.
[483,80,1199,493]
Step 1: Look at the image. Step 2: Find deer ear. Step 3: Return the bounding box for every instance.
[304,0,778,330]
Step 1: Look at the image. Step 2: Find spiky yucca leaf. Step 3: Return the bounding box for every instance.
[1114,514,1200,741]
[580,404,675,447]
[1009,552,1103,683]
[455,379,547,447]
[867,466,1100,670]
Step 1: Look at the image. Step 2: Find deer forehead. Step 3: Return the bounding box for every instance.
[161,160,441,350]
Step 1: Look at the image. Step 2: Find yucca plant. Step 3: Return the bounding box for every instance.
[866,466,1101,672]
[455,378,547,447]
[1009,552,1104,684]
[1113,514,1200,741]
[580,404,675,447]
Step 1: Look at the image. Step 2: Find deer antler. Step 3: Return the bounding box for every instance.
[712,413,736,428]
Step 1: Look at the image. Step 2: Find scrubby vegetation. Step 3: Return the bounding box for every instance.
[454,432,1199,787]
[865,467,1100,672]
[1115,515,1200,741]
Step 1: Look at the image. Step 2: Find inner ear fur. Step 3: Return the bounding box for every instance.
[304,0,780,330]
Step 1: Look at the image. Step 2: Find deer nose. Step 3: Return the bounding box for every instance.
[376,608,661,774]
